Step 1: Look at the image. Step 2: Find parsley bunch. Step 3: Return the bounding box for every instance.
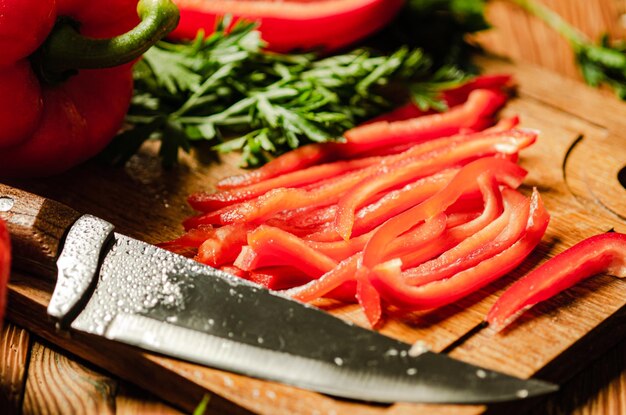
[105,19,471,167]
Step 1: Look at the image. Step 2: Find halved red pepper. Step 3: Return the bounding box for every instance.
[170,0,404,53]
[486,232,626,331]
[404,187,529,286]
[369,189,549,310]
[362,157,528,268]
[0,219,10,327]
[335,128,536,240]
[344,89,508,148]
[0,0,179,177]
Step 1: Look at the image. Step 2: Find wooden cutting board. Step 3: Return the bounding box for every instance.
[3,56,626,414]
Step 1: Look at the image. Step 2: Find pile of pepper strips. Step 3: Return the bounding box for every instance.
[162,75,626,330]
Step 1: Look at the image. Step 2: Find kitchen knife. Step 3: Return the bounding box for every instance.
[0,183,557,404]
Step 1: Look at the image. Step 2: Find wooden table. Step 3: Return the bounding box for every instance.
[3,3,626,414]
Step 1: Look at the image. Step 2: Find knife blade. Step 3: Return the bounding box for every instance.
[0,184,557,404]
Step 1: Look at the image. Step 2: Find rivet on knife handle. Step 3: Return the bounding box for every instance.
[0,183,82,277]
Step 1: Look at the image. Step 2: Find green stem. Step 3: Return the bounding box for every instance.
[507,0,588,49]
[39,0,179,78]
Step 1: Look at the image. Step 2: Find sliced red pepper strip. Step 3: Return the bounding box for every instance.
[263,205,337,237]
[158,225,215,253]
[398,173,504,269]
[307,213,446,262]
[362,157,528,269]
[186,129,491,227]
[443,75,514,107]
[246,267,313,291]
[220,265,248,279]
[486,232,626,331]
[335,128,536,240]
[191,154,380,211]
[216,143,334,189]
[369,189,549,310]
[344,89,507,148]
[285,214,447,305]
[234,225,338,277]
[305,170,456,243]
[194,224,253,267]
[356,269,383,328]
[404,187,530,286]
[284,253,361,302]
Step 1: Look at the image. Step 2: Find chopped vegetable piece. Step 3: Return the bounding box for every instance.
[369,189,549,310]
[362,157,528,268]
[246,267,313,290]
[195,224,253,267]
[400,171,504,269]
[285,254,361,302]
[191,156,380,211]
[404,187,529,285]
[235,225,338,277]
[334,128,536,239]
[356,270,383,327]
[344,89,507,148]
[487,232,626,331]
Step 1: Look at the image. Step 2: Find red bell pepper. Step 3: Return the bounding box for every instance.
[170,0,404,53]
[369,189,550,310]
[404,188,530,286]
[334,128,536,240]
[487,232,626,331]
[344,89,508,148]
[362,157,528,268]
[0,0,179,177]
[0,219,10,327]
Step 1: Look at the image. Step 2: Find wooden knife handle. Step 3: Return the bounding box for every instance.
[0,184,81,278]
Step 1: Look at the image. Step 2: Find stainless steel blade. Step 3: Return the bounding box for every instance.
[55,216,558,404]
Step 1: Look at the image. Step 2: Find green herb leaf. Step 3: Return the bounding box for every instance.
[113,19,472,167]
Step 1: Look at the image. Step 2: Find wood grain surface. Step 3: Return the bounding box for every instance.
[0,323,30,414]
[1,56,626,414]
[478,0,626,81]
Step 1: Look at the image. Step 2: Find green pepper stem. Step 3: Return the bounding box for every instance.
[39,0,179,76]
[506,0,588,49]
